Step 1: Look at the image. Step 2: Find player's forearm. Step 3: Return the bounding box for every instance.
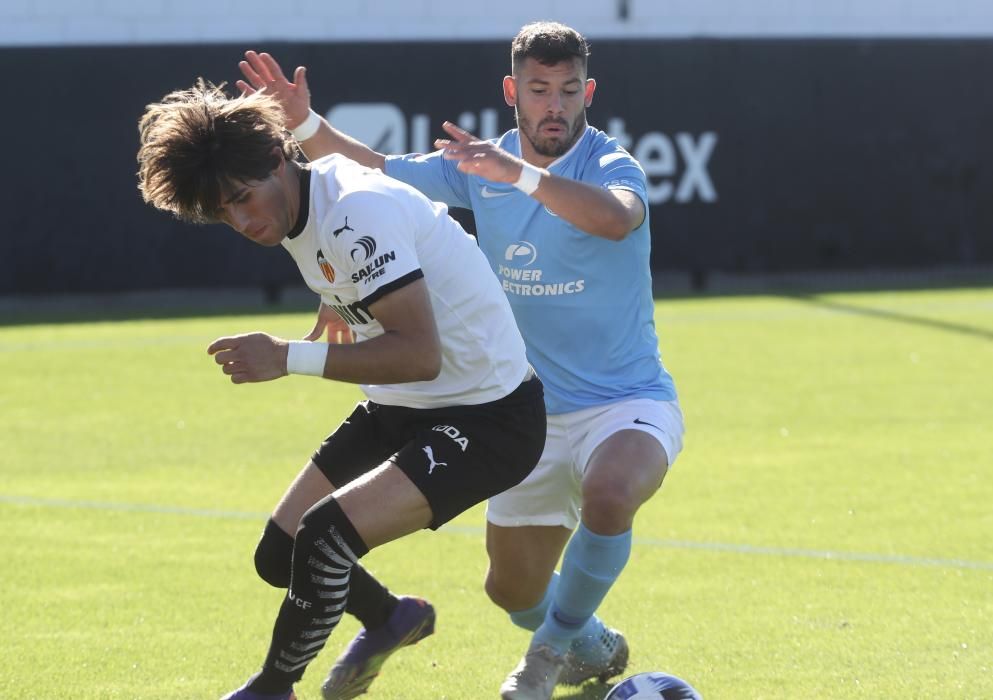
[301,330,442,385]
[298,118,387,171]
[532,174,639,241]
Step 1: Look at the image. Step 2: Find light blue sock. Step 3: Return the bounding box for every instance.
[533,524,632,655]
[509,572,559,631]
[509,571,611,660]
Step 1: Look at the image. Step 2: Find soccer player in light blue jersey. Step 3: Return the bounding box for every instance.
[238,21,685,700]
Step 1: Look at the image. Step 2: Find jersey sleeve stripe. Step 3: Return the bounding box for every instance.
[360,269,425,307]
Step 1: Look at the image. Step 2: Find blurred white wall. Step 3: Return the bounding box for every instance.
[5,0,993,46]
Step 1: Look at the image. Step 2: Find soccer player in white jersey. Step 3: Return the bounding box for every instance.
[136,80,546,700]
[237,20,686,700]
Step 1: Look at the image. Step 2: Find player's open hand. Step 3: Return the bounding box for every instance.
[435,121,524,183]
[236,50,312,130]
[304,303,355,344]
[207,332,289,384]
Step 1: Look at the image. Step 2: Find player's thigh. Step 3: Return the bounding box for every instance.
[271,461,335,534]
[486,413,581,530]
[273,401,398,534]
[581,399,684,509]
[391,376,546,530]
[334,461,434,550]
[334,375,544,549]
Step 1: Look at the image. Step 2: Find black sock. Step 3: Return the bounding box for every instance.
[248,497,369,694]
[254,518,398,628]
[346,564,400,630]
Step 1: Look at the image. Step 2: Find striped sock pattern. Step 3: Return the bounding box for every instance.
[249,498,369,694]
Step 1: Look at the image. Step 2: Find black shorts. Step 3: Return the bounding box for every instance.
[310,375,546,529]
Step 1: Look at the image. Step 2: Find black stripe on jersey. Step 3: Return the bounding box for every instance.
[286,167,312,240]
[360,269,425,307]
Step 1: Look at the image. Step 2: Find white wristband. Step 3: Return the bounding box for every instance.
[290,109,322,142]
[286,341,328,377]
[513,162,544,195]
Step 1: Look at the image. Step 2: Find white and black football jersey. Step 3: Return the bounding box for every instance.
[281,155,529,408]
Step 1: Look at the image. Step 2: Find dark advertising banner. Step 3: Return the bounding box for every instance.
[2,39,991,295]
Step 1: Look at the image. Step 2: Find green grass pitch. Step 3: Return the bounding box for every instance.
[1,286,991,698]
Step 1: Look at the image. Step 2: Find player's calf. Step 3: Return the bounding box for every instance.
[255,518,294,588]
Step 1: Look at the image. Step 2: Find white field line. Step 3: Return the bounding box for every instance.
[2,493,991,572]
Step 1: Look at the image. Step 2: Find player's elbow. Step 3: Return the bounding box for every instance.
[602,220,633,241]
[593,215,634,241]
[598,192,644,241]
[409,337,443,381]
[598,205,640,241]
[421,351,443,381]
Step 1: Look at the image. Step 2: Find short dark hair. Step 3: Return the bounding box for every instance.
[136,79,296,224]
[511,21,590,73]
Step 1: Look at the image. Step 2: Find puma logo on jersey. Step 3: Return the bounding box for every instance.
[332,217,354,237]
[422,446,448,475]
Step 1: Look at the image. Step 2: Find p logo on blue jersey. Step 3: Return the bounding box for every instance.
[504,241,538,266]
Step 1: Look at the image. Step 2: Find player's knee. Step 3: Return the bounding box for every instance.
[581,479,640,533]
[484,568,513,610]
[254,518,294,588]
[582,475,638,511]
[296,496,367,560]
[484,566,545,613]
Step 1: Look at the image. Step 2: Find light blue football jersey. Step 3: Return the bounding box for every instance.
[385,126,676,414]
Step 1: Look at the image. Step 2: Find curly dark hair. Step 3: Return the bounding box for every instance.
[137,79,297,224]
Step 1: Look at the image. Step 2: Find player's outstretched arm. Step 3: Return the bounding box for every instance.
[237,50,311,130]
[435,122,642,241]
[208,280,441,386]
[237,50,387,171]
[433,121,530,184]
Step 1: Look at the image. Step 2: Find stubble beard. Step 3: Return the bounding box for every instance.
[517,111,587,158]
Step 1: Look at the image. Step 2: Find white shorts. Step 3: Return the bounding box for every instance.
[486,398,685,529]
